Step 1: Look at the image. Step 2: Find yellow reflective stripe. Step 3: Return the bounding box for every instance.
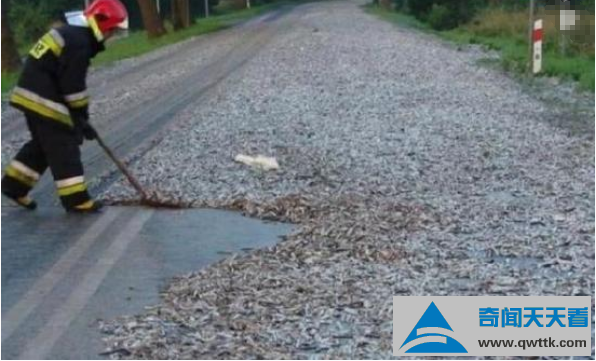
[57,182,87,196]
[56,176,85,188]
[87,16,104,42]
[74,200,95,209]
[5,165,36,187]
[17,196,35,207]
[40,33,63,57]
[13,86,70,114]
[49,29,65,47]
[10,160,40,181]
[64,90,89,102]
[67,97,89,108]
[10,93,73,127]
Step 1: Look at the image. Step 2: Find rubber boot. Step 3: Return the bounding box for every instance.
[66,199,103,214]
[2,193,37,210]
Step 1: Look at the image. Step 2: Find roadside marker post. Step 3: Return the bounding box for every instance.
[532,19,543,74]
[527,0,536,74]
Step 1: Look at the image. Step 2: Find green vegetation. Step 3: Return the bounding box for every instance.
[8,0,80,47]
[366,3,595,92]
[1,1,288,95]
[92,21,224,66]
[366,5,429,31]
[1,72,20,95]
[393,0,486,30]
[443,27,595,91]
[7,0,221,46]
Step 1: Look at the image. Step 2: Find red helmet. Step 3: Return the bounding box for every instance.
[84,0,128,37]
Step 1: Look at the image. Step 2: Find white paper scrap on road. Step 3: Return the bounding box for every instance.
[234,154,279,171]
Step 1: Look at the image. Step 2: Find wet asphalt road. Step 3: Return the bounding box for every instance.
[1,5,297,359]
[1,206,291,359]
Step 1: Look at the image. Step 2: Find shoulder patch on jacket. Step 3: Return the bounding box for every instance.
[29,29,65,59]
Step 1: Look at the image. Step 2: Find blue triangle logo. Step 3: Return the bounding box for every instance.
[399,302,468,353]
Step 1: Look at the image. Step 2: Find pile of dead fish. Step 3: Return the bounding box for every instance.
[99,193,437,359]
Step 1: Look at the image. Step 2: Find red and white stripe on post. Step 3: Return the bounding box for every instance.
[532,19,543,74]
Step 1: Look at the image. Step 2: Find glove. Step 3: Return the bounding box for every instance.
[82,122,98,140]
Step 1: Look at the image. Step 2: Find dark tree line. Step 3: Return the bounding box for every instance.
[390,0,594,31]
[1,0,201,71]
[2,0,21,72]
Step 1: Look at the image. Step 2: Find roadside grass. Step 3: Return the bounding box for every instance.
[365,5,595,92]
[1,1,289,95]
[94,1,289,66]
[442,30,595,92]
[90,20,226,66]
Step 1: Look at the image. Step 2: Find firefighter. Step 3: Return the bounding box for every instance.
[2,0,128,213]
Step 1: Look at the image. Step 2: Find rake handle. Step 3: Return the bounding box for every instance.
[95,135,149,200]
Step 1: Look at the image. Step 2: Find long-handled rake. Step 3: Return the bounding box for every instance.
[95,134,189,209]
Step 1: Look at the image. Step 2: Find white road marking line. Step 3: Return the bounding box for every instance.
[18,210,154,360]
[1,208,123,343]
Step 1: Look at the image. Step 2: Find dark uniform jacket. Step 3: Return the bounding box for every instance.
[9,24,105,130]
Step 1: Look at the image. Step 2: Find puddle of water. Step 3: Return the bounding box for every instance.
[56,207,292,359]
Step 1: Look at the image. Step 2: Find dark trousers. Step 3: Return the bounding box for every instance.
[2,113,91,208]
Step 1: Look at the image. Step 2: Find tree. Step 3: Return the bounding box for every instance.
[171,0,191,30]
[380,0,392,10]
[2,0,22,72]
[136,0,166,38]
